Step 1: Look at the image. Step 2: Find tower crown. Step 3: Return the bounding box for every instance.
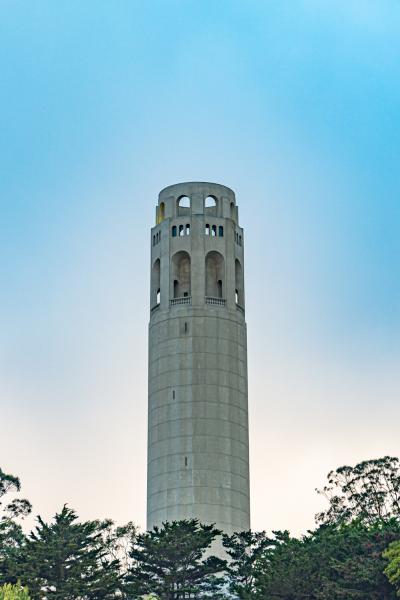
[156,181,238,224]
[150,181,244,316]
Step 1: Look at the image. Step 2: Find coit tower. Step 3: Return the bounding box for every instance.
[147,182,250,535]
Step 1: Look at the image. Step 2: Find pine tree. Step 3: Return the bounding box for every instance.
[17,505,121,600]
[125,519,226,599]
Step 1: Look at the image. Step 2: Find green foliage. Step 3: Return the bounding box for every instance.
[0,583,30,600]
[0,469,31,586]
[250,520,400,599]
[125,519,226,599]
[16,505,121,600]
[316,456,400,525]
[384,541,400,595]
[1,458,400,599]
[222,530,270,599]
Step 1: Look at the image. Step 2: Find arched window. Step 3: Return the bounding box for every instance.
[171,251,191,298]
[205,224,210,235]
[151,259,161,307]
[211,225,217,237]
[179,225,184,237]
[205,195,217,208]
[204,196,218,216]
[239,235,242,246]
[157,202,165,224]
[158,230,161,242]
[219,226,224,237]
[186,224,190,235]
[172,226,177,237]
[177,196,190,217]
[205,251,225,298]
[235,259,244,306]
[153,235,155,246]
[230,202,236,222]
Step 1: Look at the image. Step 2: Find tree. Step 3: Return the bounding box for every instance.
[0,469,31,585]
[125,520,226,599]
[0,583,30,600]
[316,456,400,525]
[222,530,270,599]
[384,541,400,596]
[246,521,400,600]
[17,505,121,600]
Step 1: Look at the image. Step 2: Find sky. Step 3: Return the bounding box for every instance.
[0,0,399,535]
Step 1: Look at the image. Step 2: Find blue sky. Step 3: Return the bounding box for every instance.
[1,1,399,533]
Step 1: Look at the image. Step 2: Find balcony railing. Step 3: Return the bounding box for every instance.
[170,296,192,307]
[205,297,226,307]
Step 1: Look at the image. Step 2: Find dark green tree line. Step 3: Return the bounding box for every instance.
[1,457,400,599]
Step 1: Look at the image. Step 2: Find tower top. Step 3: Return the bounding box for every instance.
[155,181,238,225]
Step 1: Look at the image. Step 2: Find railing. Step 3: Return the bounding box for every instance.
[205,297,226,306]
[151,303,160,314]
[236,303,245,314]
[170,296,192,306]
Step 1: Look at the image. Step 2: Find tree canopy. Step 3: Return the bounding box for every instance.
[1,458,400,599]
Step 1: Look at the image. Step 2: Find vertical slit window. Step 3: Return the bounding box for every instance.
[179,225,184,237]
[172,226,177,237]
[205,224,210,235]
[186,224,190,235]
[219,226,224,237]
[211,225,216,237]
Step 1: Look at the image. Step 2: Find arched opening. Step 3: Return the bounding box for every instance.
[205,195,217,208]
[177,196,191,217]
[211,225,217,237]
[186,224,190,235]
[205,224,210,235]
[205,251,225,298]
[235,259,244,306]
[157,202,165,225]
[230,202,236,221]
[151,259,161,307]
[205,195,218,217]
[172,226,177,237]
[171,251,191,298]
[239,235,242,246]
[153,235,155,246]
[179,225,184,237]
[219,225,224,237]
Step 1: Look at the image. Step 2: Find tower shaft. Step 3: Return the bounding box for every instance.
[147,182,249,534]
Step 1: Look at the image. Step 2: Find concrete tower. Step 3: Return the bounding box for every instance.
[147,182,250,535]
